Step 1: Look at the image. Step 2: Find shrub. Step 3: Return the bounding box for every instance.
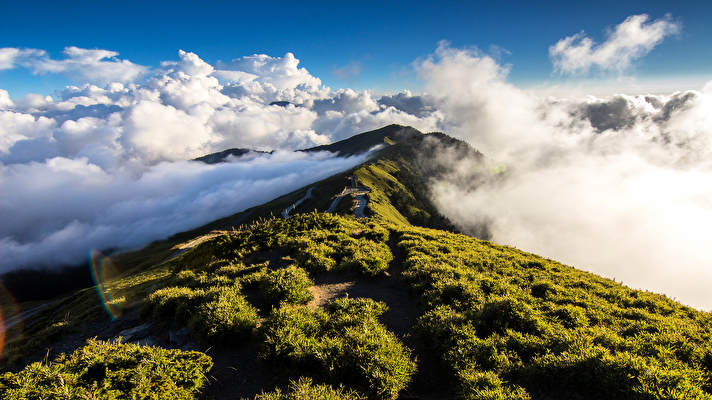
[456,370,530,400]
[291,238,337,273]
[0,339,212,400]
[474,298,545,337]
[254,377,364,400]
[144,286,209,327]
[549,304,589,328]
[261,298,416,399]
[261,266,314,306]
[337,239,393,276]
[144,284,258,343]
[393,225,712,399]
[188,285,259,342]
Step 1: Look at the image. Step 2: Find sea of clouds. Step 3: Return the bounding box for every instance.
[0,48,442,273]
[2,14,711,309]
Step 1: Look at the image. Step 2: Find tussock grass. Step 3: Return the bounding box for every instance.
[261,265,314,306]
[0,339,212,400]
[396,225,712,399]
[253,377,364,400]
[261,298,417,399]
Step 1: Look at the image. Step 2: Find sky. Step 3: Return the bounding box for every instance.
[1,2,712,310]
[1,0,712,97]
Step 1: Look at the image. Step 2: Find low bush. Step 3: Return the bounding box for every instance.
[254,377,364,400]
[189,285,259,342]
[144,286,209,326]
[395,225,712,399]
[261,298,416,399]
[337,239,393,276]
[144,284,258,343]
[0,339,212,400]
[261,265,314,306]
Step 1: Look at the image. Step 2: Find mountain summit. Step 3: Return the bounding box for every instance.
[2,126,710,400]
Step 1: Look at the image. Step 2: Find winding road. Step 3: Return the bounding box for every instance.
[325,176,371,218]
[281,187,314,218]
[353,194,369,218]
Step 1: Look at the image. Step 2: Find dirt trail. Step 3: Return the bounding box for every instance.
[306,231,453,399]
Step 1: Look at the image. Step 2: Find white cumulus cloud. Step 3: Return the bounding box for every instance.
[0,48,443,272]
[550,14,680,74]
[417,43,712,310]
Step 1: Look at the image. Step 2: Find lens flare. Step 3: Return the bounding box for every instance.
[89,250,123,320]
[0,283,21,360]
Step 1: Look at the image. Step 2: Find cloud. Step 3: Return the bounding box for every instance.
[0,110,55,155]
[418,43,712,310]
[550,14,680,74]
[27,46,148,84]
[0,48,445,272]
[0,48,45,70]
[121,100,215,163]
[0,150,370,272]
[377,91,437,117]
[0,46,147,84]
[1,49,445,166]
[332,61,362,80]
[0,89,13,108]
[217,52,328,104]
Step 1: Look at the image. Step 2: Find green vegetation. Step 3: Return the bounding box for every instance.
[7,211,712,399]
[0,339,212,400]
[396,225,712,399]
[253,377,363,400]
[261,265,314,306]
[5,127,712,400]
[175,213,392,277]
[144,283,259,343]
[261,298,416,399]
[352,133,469,231]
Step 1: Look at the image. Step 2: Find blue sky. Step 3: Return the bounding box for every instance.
[1,0,711,97]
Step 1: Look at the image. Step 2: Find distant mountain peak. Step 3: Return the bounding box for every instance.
[194,124,426,164]
[301,124,423,157]
[193,148,271,164]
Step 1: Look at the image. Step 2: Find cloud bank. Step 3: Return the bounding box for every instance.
[418,43,712,310]
[0,47,441,272]
[0,151,369,272]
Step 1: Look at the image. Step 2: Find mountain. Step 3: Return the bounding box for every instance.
[193,148,272,164]
[192,124,482,232]
[193,124,423,163]
[2,126,711,400]
[302,124,422,156]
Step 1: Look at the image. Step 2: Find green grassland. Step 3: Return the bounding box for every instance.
[2,126,711,399]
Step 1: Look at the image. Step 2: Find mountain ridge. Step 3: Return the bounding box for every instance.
[2,125,710,400]
[193,124,424,164]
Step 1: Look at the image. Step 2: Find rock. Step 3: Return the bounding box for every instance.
[169,327,190,346]
[116,323,151,342]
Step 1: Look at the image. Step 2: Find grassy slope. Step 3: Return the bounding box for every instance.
[3,127,712,400]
